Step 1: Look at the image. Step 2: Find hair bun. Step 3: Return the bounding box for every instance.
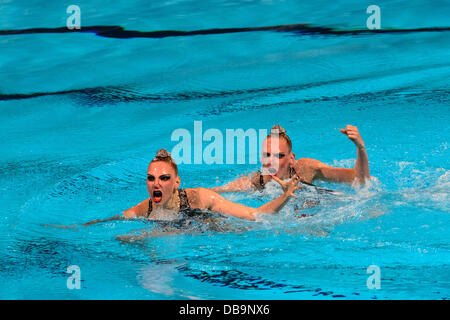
[154,148,172,160]
[270,125,286,135]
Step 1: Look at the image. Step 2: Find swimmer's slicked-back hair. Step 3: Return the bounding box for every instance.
[266,125,292,153]
[150,149,178,176]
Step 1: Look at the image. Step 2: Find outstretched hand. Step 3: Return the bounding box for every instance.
[271,173,303,198]
[340,124,365,148]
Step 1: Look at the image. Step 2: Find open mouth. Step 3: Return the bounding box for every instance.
[153,190,163,203]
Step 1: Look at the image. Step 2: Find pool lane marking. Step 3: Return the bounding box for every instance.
[1,24,450,39]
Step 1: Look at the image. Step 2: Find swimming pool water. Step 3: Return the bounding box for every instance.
[0,0,449,299]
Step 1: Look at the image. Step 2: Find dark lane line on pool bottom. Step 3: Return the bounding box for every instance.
[1,23,450,39]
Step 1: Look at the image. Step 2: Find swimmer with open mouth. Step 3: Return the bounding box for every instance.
[46,149,303,230]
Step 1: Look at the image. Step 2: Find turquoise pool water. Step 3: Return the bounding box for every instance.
[0,0,449,299]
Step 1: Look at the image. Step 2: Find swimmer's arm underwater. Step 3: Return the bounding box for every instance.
[79,198,151,225]
[43,199,149,228]
[79,214,124,226]
[43,214,127,228]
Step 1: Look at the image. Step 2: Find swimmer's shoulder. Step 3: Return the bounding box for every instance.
[294,158,329,182]
[295,157,331,169]
[185,187,225,210]
[184,188,203,208]
[123,198,150,218]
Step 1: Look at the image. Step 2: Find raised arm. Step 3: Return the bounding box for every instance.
[198,174,301,220]
[340,125,370,184]
[295,125,370,185]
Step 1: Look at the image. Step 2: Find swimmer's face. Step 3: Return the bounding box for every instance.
[147,161,180,207]
[261,137,295,178]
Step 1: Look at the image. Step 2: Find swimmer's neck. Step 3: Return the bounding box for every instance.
[152,191,180,212]
[276,171,290,180]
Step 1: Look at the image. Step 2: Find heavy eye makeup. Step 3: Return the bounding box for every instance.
[262,152,285,159]
[147,174,171,181]
[159,174,171,181]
